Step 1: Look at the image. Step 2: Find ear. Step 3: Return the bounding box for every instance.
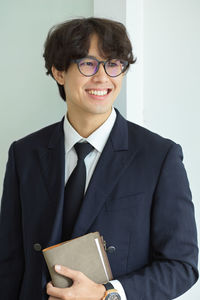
[51,66,65,85]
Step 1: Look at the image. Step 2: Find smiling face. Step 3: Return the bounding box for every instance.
[52,34,124,126]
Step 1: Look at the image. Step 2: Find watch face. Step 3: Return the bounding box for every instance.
[106,292,121,300]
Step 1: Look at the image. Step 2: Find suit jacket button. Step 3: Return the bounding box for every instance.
[33,243,42,251]
[107,246,116,253]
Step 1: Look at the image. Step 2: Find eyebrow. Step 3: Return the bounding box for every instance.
[85,55,110,62]
[86,55,97,60]
[85,55,105,61]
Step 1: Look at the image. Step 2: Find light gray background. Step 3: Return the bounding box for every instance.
[0,1,199,299]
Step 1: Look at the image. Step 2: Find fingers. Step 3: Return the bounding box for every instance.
[47,266,85,299]
[47,282,65,299]
[47,266,103,300]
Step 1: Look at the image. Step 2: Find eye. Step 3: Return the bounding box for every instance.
[79,60,95,67]
[86,61,94,66]
[107,59,121,68]
[107,61,118,67]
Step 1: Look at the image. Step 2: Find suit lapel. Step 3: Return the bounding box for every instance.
[37,119,65,245]
[72,111,139,238]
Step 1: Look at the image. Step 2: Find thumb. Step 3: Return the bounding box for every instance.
[54,265,78,280]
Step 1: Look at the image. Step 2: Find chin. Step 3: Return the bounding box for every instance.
[86,105,112,116]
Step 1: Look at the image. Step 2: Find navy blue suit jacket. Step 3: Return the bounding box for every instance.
[0,110,198,299]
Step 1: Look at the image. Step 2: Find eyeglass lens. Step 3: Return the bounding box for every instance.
[78,58,126,77]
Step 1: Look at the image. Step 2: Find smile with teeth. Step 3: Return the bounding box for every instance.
[87,89,110,96]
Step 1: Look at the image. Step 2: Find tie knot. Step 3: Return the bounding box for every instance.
[74,142,94,160]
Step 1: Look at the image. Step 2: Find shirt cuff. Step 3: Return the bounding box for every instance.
[110,279,127,300]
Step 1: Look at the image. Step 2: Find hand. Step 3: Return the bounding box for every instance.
[47,265,106,300]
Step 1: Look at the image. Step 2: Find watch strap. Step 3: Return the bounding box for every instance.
[103,282,114,290]
[102,282,121,300]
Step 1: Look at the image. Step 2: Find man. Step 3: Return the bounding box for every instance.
[0,17,198,300]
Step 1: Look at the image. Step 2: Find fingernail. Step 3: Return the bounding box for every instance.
[55,265,61,271]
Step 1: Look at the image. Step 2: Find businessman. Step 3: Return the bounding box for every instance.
[0,17,198,300]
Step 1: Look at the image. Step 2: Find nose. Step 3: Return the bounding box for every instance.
[92,63,109,82]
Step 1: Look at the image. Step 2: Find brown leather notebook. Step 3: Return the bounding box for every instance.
[42,232,113,288]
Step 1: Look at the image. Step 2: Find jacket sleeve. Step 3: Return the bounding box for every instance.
[117,143,199,300]
[0,142,24,298]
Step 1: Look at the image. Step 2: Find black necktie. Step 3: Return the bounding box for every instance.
[62,142,94,241]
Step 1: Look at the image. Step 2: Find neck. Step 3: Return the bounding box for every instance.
[67,109,112,138]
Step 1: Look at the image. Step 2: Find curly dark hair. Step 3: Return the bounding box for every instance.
[43,17,136,101]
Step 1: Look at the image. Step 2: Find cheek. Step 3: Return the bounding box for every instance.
[64,79,86,101]
[68,75,89,92]
[112,77,123,91]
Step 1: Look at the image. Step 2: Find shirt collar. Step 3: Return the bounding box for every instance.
[63,107,116,153]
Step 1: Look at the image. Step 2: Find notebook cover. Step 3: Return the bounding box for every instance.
[42,232,113,288]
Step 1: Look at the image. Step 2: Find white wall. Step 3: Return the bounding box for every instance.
[126,1,200,299]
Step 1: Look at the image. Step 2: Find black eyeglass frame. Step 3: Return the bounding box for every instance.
[72,56,129,78]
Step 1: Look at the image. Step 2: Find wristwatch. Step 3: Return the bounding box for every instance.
[102,282,121,300]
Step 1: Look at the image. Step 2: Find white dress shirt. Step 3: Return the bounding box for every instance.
[63,107,127,300]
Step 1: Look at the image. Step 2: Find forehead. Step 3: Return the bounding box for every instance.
[87,34,107,59]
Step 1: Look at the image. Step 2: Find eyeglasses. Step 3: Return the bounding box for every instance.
[73,56,129,77]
